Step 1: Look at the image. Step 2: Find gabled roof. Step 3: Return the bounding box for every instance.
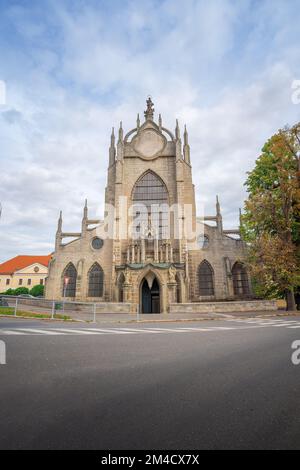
[0,255,52,275]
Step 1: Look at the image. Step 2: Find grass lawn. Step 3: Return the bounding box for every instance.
[0,307,71,321]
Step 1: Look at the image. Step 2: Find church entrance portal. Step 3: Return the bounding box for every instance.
[141,278,160,313]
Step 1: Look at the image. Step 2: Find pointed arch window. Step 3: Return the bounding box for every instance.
[198,260,214,296]
[88,263,104,297]
[232,262,249,297]
[132,171,168,239]
[62,263,77,297]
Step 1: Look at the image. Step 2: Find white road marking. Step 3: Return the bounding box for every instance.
[115,328,167,334]
[136,327,201,333]
[48,328,104,335]
[8,328,66,335]
[1,318,300,336]
[227,319,300,327]
[81,328,137,334]
[0,330,28,335]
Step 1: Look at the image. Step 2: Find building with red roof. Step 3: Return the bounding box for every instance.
[0,255,51,292]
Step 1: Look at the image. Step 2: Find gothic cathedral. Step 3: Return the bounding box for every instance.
[45,99,250,313]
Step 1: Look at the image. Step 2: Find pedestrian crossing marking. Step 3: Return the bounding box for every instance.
[0,330,28,335]
[0,318,300,336]
[83,328,137,334]
[15,328,66,335]
[226,318,300,329]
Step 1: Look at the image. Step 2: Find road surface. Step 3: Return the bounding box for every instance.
[0,316,300,449]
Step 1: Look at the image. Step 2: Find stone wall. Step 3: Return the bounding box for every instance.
[12,298,132,314]
[169,300,278,313]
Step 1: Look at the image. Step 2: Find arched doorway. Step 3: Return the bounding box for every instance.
[141,278,160,313]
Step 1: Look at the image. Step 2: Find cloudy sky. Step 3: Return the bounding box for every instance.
[0,0,300,262]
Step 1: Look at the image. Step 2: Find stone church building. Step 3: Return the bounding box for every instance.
[45,99,251,313]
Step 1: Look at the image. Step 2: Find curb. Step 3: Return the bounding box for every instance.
[0,311,298,324]
[0,315,78,322]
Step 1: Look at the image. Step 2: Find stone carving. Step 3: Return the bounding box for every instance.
[168,265,176,283]
[144,97,154,120]
[132,128,166,159]
[124,268,131,284]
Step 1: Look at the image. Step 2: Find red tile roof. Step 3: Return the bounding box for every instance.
[0,255,52,275]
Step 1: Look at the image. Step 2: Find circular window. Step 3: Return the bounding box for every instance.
[34,266,39,273]
[197,234,209,249]
[91,237,104,250]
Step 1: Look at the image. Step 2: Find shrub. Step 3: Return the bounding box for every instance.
[30,284,44,297]
[14,287,29,296]
[0,288,15,295]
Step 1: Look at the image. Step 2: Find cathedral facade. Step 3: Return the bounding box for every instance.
[45,99,250,313]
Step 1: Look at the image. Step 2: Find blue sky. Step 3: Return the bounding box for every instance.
[0,0,300,262]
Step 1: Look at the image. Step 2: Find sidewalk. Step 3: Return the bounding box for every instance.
[88,309,298,324]
[1,309,297,324]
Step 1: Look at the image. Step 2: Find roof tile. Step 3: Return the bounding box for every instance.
[0,255,52,275]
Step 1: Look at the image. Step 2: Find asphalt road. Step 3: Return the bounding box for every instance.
[0,316,300,450]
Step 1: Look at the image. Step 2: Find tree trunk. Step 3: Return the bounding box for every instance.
[286,289,296,311]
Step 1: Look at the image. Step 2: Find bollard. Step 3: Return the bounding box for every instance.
[93,303,96,323]
[14,297,18,317]
[51,300,55,319]
[136,303,140,322]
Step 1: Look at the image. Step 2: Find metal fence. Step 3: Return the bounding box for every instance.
[0,296,134,323]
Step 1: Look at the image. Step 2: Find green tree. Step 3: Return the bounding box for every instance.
[241,123,300,310]
[30,284,44,297]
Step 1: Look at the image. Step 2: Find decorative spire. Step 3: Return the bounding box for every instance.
[117,121,124,161]
[57,210,62,232]
[216,195,223,234]
[83,199,88,219]
[109,127,116,165]
[175,119,181,140]
[216,195,221,215]
[110,127,115,146]
[159,113,162,130]
[55,211,63,250]
[144,97,154,121]
[184,125,188,145]
[118,121,123,143]
[137,113,140,129]
[183,124,190,163]
[82,200,88,233]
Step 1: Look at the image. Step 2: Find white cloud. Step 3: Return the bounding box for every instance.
[0,0,300,262]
